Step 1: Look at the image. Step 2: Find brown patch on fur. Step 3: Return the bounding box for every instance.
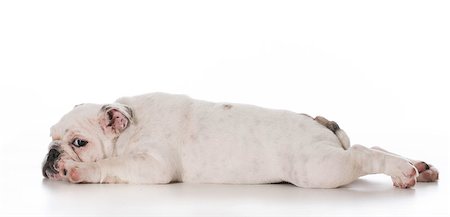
[314,116,340,133]
[223,104,233,110]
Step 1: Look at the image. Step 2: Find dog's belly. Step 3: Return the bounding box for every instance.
[179,100,341,184]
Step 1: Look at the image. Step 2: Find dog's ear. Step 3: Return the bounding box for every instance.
[98,103,134,135]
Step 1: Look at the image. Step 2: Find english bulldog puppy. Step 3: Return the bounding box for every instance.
[42,93,438,188]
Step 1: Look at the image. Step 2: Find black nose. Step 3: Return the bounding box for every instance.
[42,148,61,178]
[47,148,60,162]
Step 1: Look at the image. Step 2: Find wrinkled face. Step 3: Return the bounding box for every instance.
[42,103,133,179]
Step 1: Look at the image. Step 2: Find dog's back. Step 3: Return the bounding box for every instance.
[117,93,344,184]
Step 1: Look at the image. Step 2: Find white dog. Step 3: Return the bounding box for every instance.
[42,93,438,188]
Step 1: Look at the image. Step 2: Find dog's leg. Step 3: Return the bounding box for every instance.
[59,154,175,184]
[371,146,439,182]
[291,144,418,188]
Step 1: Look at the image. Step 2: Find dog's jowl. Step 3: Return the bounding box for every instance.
[42,93,438,188]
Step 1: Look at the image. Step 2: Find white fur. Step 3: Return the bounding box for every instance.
[45,93,428,188]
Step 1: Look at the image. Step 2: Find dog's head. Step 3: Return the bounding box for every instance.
[42,103,134,178]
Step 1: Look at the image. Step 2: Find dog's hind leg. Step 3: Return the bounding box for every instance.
[289,144,418,189]
[371,146,439,182]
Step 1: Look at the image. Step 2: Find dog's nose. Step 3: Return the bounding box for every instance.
[47,148,60,162]
[42,148,61,178]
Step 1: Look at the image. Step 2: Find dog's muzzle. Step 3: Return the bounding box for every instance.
[42,147,61,178]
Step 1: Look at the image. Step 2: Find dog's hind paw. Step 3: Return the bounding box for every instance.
[414,161,439,182]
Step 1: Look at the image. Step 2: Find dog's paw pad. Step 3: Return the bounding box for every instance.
[387,158,418,189]
[392,173,416,189]
[392,176,417,189]
[414,162,429,173]
[415,162,439,182]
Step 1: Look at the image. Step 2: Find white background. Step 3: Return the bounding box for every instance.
[0,1,449,216]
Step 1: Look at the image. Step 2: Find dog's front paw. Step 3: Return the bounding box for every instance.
[65,162,100,183]
[385,157,418,189]
[50,158,100,183]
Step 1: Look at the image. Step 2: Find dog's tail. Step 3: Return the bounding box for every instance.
[314,116,351,150]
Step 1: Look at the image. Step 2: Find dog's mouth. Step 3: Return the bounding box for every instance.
[42,148,61,178]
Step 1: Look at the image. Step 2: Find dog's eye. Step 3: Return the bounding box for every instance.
[72,139,88,147]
